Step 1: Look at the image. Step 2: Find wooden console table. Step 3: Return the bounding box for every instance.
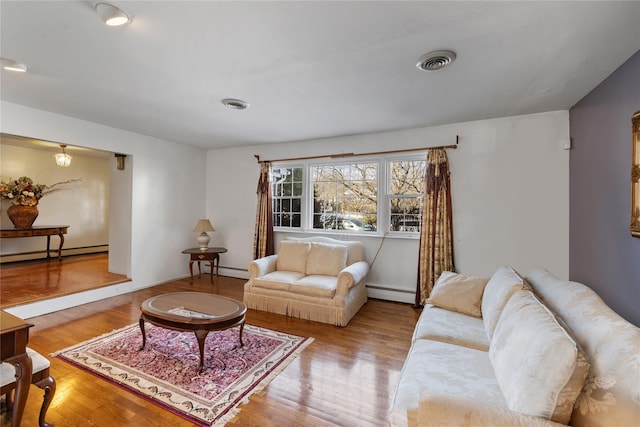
[0,225,69,261]
[0,311,34,427]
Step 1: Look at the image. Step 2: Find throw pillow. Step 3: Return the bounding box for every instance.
[489,290,590,424]
[305,242,348,276]
[426,271,489,318]
[481,266,527,338]
[276,241,310,274]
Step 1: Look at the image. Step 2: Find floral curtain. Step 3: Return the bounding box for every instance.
[253,162,274,259]
[416,149,455,306]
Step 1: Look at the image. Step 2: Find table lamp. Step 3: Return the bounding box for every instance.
[193,219,215,250]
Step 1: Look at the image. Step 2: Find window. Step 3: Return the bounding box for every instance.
[271,155,426,236]
[272,166,303,228]
[311,163,378,232]
[388,159,426,233]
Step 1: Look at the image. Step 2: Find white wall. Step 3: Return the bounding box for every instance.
[1,101,206,318]
[208,111,570,302]
[0,143,110,258]
[0,102,570,316]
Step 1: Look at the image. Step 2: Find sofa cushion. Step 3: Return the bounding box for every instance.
[482,266,527,339]
[305,242,347,276]
[287,236,365,265]
[276,241,309,274]
[253,271,306,291]
[490,290,590,424]
[417,392,568,427]
[389,339,506,427]
[426,271,489,318]
[290,275,338,298]
[413,305,489,351]
[525,267,640,427]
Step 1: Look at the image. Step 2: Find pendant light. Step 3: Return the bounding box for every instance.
[55,144,72,167]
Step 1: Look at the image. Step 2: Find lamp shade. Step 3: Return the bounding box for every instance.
[55,153,72,167]
[193,219,215,233]
[54,144,72,167]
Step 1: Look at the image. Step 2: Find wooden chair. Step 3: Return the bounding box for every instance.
[1,348,56,427]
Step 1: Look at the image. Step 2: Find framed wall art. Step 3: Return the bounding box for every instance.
[631,111,640,237]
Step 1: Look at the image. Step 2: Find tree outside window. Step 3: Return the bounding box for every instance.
[271,156,426,235]
[389,159,426,233]
[312,163,377,232]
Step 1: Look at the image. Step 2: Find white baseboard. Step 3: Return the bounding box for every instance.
[0,245,109,263]
[366,284,415,304]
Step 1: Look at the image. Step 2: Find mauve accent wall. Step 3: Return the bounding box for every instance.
[569,51,640,326]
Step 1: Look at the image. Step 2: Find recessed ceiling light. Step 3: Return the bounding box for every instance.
[416,50,457,71]
[222,99,249,110]
[95,3,131,26]
[1,58,29,73]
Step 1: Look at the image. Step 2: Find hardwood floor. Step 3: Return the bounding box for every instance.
[1,257,421,426]
[0,253,129,308]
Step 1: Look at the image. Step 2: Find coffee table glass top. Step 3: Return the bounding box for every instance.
[141,292,246,323]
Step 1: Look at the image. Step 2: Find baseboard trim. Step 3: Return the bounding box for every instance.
[0,245,109,263]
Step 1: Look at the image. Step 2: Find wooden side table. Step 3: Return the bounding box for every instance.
[182,247,228,284]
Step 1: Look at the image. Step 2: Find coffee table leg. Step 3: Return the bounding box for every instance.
[239,321,245,346]
[194,330,209,373]
[139,316,147,350]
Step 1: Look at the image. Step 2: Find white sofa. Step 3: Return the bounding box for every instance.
[389,266,640,427]
[243,236,369,326]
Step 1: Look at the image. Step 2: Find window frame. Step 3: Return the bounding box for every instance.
[271,152,426,238]
[385,156,426,238]
[271,164,305,230]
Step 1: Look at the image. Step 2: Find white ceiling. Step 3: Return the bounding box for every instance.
[1,1,639,150]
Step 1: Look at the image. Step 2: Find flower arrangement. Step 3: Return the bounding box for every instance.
[0,176,82,206]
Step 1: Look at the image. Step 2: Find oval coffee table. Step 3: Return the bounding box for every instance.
[139,292,247,373]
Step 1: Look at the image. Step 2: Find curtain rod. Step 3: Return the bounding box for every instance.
[255,135,459,163]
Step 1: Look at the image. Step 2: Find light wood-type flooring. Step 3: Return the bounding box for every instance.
[0,253,129,308]
[1,254,421,426]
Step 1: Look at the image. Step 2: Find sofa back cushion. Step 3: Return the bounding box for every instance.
[426,271,489,318]
[525,267,640,427]
[276,241,309,274]
[481,266,527,339]
[286,236,365,265]
[490,290,590,424]
[305,242,348,276]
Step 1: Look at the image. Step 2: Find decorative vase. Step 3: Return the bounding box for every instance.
[7,205,39,228]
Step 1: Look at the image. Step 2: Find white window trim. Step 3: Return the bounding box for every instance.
[272,152,426,239]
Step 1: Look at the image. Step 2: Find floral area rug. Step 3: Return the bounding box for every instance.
[52,323,313,426]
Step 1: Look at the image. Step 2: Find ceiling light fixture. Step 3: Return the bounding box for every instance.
[95,3,130,26]
[54,144,72,167]
[416,50,457,71]
[1,58,29,73]
[222,98,249,110]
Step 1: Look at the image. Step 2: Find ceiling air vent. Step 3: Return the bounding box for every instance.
[416,50,457,72]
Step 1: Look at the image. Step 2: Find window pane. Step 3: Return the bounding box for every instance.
[390,160,426,195]
[389,198,421,232]
[312,162,377,232]
[272,166,303,229]
[388,159,425,233]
